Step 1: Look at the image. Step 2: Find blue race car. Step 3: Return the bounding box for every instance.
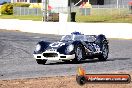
[33,32,109,64]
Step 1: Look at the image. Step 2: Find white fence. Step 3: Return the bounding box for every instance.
[13,7,43,16]
[13,5,131,16]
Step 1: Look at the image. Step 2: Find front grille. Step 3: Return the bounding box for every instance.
[60,56,66,58]
[43,53,58,57]
[37,56,41,58]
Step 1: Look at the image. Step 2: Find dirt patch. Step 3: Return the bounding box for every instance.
[0,29,21,32]
[0,72,132,88]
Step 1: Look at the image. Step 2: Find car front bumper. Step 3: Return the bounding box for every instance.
[33,51,75,61]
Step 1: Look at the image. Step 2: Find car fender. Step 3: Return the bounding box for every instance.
[34,41,51,54]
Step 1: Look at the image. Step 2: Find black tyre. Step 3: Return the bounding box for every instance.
[62,60,71,63]
[98,44,109,61]
[36,59,47,64]
[76,75,86,85]
[73,44,84,63]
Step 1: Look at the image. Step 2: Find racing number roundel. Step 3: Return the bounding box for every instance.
[49,42,65,47]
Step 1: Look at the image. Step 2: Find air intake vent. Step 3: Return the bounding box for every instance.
[43,53,58,57]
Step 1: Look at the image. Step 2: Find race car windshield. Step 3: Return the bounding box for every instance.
[60,35,86,41]
[61,35,72,41]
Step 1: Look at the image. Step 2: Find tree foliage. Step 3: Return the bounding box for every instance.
[1,3,13,15]
[1,3,30,15]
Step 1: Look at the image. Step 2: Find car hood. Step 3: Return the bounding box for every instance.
[46,41,72,50]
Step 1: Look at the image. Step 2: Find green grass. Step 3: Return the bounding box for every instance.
[91,8,129,16]
[0,6,132,22]
[0,7,132,23]
[0,14,132,23]
[76,15,132,23]
[75,8,132,23]
[0,15,42,21]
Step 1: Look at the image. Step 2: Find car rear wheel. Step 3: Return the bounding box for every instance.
[98,44,109,61]
[36,59,47,64]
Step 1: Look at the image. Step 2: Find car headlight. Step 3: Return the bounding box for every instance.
[36,44,41,51]
[67,44,74,52]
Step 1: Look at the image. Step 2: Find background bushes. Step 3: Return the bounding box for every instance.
[1,3,13,15]
[1,3,30,15]
[13,3,30,7]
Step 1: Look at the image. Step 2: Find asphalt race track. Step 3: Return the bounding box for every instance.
[0,30,132,80]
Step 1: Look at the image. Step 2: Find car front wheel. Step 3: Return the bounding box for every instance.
[73,45,83,63]
[36,59,47,64]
